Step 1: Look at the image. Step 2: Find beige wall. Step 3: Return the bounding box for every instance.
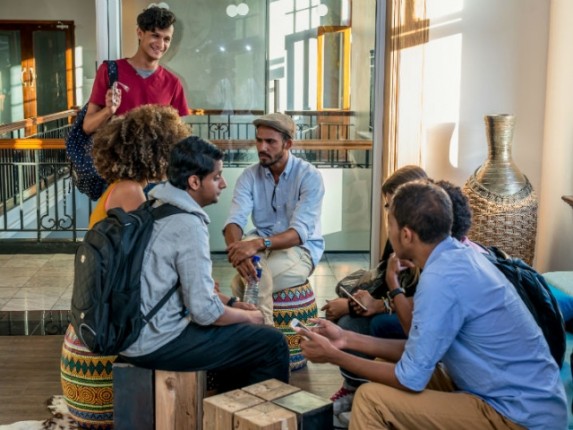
[420,0,549,191]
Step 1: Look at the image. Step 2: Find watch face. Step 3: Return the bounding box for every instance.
[264,239,271,248]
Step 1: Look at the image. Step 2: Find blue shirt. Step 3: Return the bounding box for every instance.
[224,153,325,267]
[396,237,567,430]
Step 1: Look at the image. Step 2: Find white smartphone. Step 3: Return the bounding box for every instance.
[339,286,368,311]
[290,317,311,333]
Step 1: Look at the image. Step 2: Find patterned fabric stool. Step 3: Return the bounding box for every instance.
[272,280,318,371]
[60,324,116,429]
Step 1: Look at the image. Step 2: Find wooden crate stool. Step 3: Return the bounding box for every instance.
[241,378,300,401]
[273,390,333,429]
[234,402,297,430]
[113,363,207,430]
[203,389,265,430]
[272,280,318,371]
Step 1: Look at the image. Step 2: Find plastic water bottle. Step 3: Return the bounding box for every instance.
[243,255,262,305]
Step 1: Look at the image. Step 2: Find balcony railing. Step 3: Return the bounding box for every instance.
[0,109,372,248]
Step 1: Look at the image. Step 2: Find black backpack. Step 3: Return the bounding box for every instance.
[483,246,566,368]
[65,60,118,201]
[71,200,185,355]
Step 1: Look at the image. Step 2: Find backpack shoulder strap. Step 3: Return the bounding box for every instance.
[141,203,188,323]
[106,60,118,87]
[152,203,187,220]
[143,281,180,323]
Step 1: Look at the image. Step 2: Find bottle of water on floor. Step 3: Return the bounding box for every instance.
[243,255,262,305]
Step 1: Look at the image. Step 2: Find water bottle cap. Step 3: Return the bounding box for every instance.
[252,255,261,263]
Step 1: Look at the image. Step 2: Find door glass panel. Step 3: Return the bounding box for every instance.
[33,30,67,117]
[0,30,23,126]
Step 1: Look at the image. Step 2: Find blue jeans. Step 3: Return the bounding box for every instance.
[369,313,407,339]
[337,313,407,388]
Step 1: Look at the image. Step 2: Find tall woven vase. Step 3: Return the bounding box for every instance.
[463,114,538,265]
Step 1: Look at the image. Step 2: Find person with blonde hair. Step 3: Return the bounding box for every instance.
[60,104,189,430]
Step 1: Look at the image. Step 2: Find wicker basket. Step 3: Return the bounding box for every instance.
[464,174,538,265]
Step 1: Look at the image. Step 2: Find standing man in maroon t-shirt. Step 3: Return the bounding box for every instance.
[83,5,188,135]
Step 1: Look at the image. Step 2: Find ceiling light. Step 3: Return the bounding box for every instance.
[226,4,237,17]
[237,3,249,16]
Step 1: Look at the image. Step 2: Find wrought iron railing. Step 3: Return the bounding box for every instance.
[0,109,372,246]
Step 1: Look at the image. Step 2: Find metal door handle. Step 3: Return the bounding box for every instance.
[29,68,35,87]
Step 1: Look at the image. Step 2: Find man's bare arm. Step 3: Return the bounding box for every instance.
[223,223,244,246]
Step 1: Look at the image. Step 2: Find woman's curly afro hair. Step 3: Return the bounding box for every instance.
[92,104,190,183]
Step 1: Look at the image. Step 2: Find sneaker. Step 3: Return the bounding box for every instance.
[330,385,355,416]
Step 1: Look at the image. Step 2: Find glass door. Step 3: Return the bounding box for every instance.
[0,21,75,133]
[33,29,69,116]
[0,30,23,126]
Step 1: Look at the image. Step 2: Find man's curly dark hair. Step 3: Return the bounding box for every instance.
[92,104,190,183]
[435,180,472,241]
[137,6,176,32]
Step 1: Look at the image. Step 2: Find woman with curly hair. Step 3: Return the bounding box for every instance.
[60,104,190,429]
[88,104,190,227]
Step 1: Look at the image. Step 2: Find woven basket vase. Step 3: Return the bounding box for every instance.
[463,114,538,265]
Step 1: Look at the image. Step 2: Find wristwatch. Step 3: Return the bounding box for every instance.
[263,238,272,249]
[227,297,240,307]
[387,287,405,301]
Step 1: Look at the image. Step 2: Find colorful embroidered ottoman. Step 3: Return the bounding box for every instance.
[272,280,318,371]
[60,324,116,429]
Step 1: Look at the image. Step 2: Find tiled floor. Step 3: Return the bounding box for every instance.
[0,252,371,313]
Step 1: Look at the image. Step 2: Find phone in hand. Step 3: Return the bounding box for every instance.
[290,317,311,333]
[339,286,368,311]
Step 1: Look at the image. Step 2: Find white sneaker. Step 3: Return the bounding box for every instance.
[330,385,355,416]
[333,411,352,429]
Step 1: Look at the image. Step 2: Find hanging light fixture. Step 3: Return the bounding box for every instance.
[226,2,249,18]
[237,2,249,16]
[226,4,238,17]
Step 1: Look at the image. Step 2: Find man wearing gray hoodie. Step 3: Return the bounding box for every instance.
[120,136,290,391]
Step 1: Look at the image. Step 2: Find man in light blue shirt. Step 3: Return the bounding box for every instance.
[223,113,325,324]
[296,181,567,429]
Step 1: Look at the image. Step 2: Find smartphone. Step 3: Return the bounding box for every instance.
[290,317,311,333]
[339,286,368,311]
